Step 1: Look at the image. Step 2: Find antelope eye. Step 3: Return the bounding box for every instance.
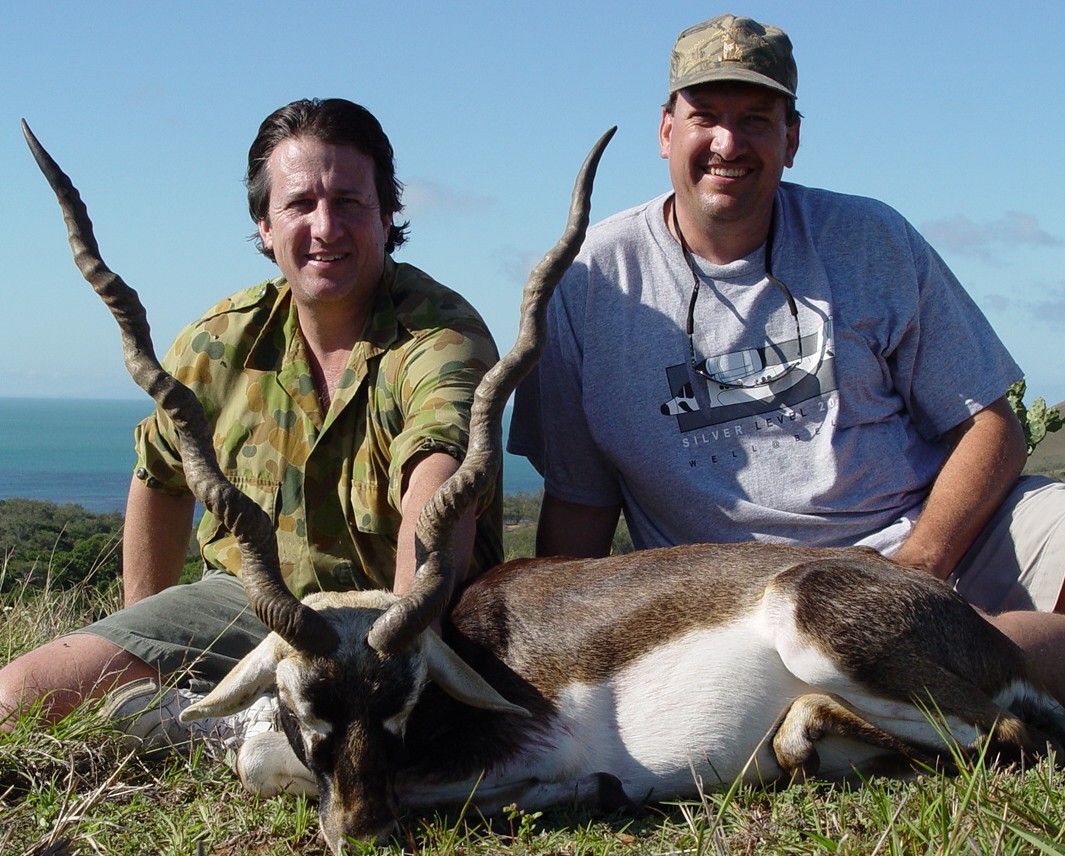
[279,702,314,769]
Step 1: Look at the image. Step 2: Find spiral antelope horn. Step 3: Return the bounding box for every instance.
[368,127,616,653]
[22,119,339,656]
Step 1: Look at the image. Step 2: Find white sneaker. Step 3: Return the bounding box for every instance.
[102,677,278,759]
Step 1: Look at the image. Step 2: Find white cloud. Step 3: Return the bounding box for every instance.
[1030,286,1065,325]
[920,212,1061,264]
[495,248,544,290]
[985,282,1065,326]
[402,178,495,221]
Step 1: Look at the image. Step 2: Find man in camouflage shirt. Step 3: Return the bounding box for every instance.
[0,99,503,737]
[137,256,502,599]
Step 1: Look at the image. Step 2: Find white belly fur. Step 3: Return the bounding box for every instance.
[513,613,809,796]
[495,592,977,798]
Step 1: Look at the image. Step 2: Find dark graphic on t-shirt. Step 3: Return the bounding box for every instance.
[660,318,837,432]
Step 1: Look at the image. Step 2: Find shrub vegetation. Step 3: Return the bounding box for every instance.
[0,499,123,592]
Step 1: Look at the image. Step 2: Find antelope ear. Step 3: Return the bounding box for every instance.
[181,633,290,722]
[422,632,531,717]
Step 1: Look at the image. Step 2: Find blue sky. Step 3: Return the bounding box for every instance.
[3,0,1063,409]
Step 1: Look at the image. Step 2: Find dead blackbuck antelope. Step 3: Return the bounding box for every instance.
[25,120,1065,853]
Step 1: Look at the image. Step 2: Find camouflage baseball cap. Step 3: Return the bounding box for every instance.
[669,14,797,99]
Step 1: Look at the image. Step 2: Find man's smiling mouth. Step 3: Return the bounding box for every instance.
[707,165,749,178]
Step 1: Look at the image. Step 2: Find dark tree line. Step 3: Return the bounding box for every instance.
[0,492,638,591]
[0,498,123,591]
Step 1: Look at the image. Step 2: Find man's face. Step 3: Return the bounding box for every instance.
[659,83,799,251]
[258,136,391,315]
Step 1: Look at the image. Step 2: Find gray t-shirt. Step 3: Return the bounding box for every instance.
[509,184,1021,555]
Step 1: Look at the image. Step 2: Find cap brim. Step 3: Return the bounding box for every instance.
[670,66,795,99]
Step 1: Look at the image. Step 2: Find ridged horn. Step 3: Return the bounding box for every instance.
[22,119,339,656]
[367,127,616,653]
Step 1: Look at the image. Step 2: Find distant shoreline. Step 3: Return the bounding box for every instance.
[0,398,543,515]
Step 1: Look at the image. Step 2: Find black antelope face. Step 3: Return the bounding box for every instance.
[274,620,428,849]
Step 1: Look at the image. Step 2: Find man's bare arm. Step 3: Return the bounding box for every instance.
[536,492,621,559]
[892,395,1027,579]
[394,452,477,597]
[121,475,196,607]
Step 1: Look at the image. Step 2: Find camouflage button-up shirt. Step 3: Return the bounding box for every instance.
[133,257,503,598]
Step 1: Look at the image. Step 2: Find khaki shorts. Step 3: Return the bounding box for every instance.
[951,475,1065,613]
[77,570,268,692]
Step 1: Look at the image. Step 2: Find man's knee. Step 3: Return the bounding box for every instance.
[0,633,154,727]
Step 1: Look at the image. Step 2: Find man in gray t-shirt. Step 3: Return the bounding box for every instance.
[509,13,1065,697]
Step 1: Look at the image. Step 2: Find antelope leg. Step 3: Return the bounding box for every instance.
[771,692,915,779]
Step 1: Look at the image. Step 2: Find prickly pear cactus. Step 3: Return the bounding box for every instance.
[1008,379,1064,455]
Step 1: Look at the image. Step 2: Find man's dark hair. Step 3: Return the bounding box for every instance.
[247,98,410,256]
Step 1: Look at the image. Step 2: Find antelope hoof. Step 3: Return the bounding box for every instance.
[593,772,637,812]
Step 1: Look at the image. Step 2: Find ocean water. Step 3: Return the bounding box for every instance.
[0,397,543,515]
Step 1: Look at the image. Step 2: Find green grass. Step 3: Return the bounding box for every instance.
[6,715,1065,855]
[5,550,1065,854]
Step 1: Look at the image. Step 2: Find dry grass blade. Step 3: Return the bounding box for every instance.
[23,752,145,856]
[867,789,910,856]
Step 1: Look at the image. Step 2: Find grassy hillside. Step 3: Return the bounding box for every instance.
[1024,400,1065,480]
[5,558,1065,854]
